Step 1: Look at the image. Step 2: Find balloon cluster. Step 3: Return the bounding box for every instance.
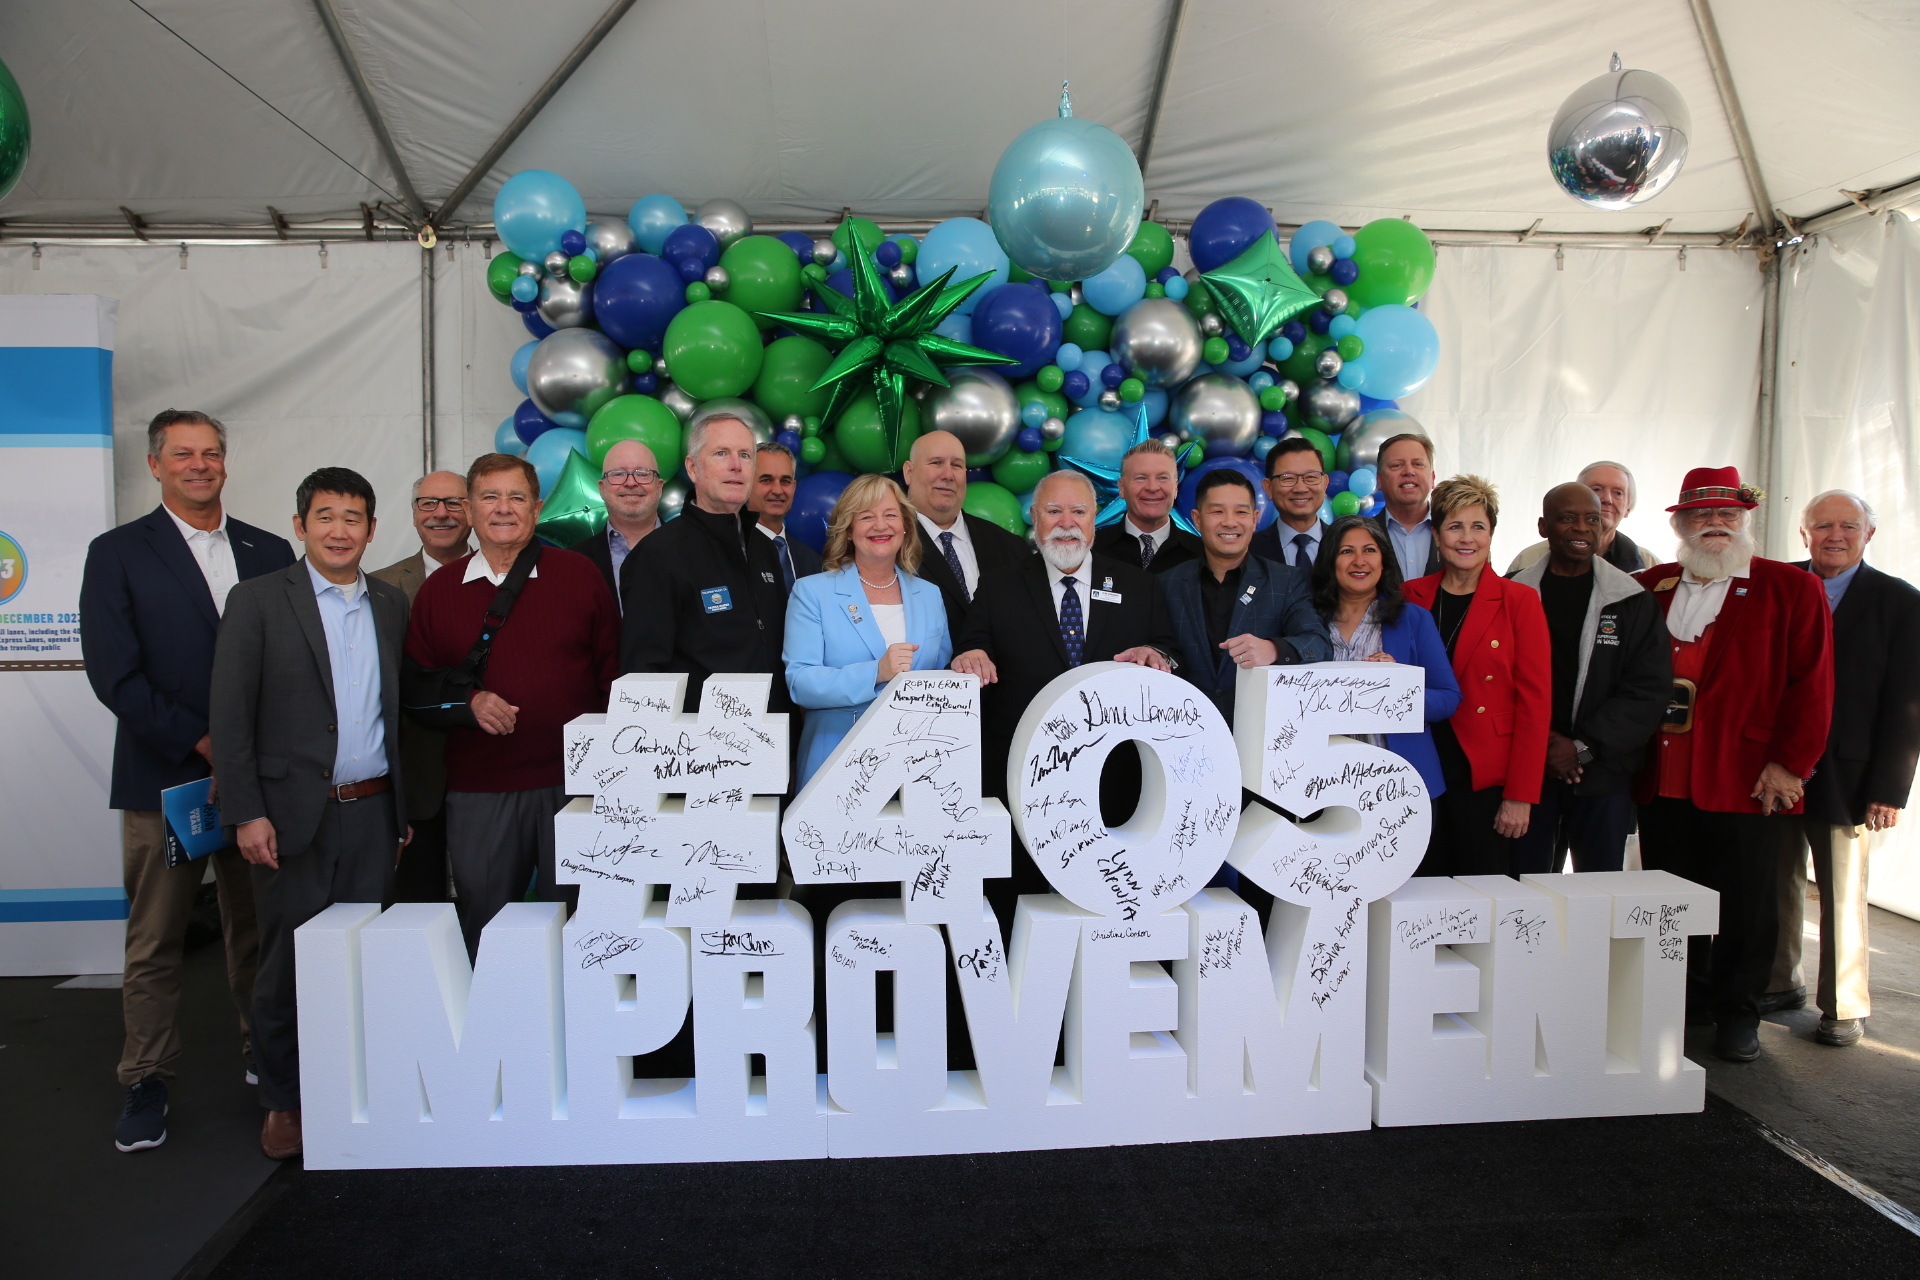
[481,111,1440,548]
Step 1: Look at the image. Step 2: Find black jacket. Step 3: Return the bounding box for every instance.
[756,520,822,586]
[1093,521,1203,574]
[620,504,793,712]
[915,512,1033,641]
[1795,560,1920,826]
[576,523,649,607]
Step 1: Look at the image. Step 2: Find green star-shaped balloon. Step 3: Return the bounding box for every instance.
[533,448,606,550]
[1199,230,1322,348]
[755,219,1019,461]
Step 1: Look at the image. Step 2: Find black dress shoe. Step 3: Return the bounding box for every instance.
[1714,1023,1761,1062]
[1756,987,1806,1015]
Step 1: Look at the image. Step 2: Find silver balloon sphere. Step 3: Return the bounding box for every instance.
[1199,312,1225,337]
[1315,349,1344,379]
[515,259,542,278]
[536,275,595,330]
[1170,373,1262,459]
[544,250,572,278]
[1276,378,1300,403]
[1307,245,1335,275]
[782,414,806,435]
[658,476,690,523]
[812,238,837,266]
[526,328,629,428]
[658,381,698,423]
[1097,388,1122,412]
[1068,283,1084,307]
[1109,298,1202,388]
[686,397,773,445]
[584,219,638,266]
[695,198,753,250]
[1548,60,1691,210]
[921,369,1021,466]
[1040,415,1066,442]
[704,265,731,291]
[1322,287,1348,314]
[1302,380,1361,430]
[887,263,914,290]
[652,356,670,378]
[1340,408,1423,471]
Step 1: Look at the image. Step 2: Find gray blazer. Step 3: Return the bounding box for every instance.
[371,549,455,820]
[211,561,410,855]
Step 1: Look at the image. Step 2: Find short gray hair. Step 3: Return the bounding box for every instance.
[686,413,753,463]
[1578,460,1637,510]
[754,440,795,464]
[1801,488,1878,532]
[1034,468,1098,508]
[146,409,227,458]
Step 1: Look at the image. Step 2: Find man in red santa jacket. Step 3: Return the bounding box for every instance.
[1635,467,1833,1063]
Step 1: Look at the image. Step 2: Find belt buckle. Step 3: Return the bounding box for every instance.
[1662,678,1696,734]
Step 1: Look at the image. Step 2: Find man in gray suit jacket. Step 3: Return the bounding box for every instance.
[211,467,409,1160]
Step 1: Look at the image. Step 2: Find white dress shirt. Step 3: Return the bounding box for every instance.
[1124,517,1172,558]
[163,504,239,615]
[462,550,539,587]
[919,513,980,596]
[1047,564,1091,622]
[1666,563,1749,643]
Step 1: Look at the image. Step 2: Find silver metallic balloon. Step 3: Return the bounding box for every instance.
[1170,373,1261,459]
[695,198,753,250]
[887,263,914,290]
[1040,415,1066,442]
[658,476,690,522]
[1301,380,1361,430]
[1276,378,1299,403]
[1109,298,1202,388]
[652,356,670,378]
[686,396,773,445]
[1097,388,1122,412]
[1199,312,1225,337]
[1322,288,1348,314]
[1548,58,1691,210]
[526,328,629,429]
[584,219,638,267]
[1315,349,1344,379]
[1339,408,1422,471]
[812,238,837,266]
[704,265,731,291]
[921,369,1021,466]
[1069,283,1084,307]
[544,250,572,278]
[1306,245,1335,275]
[536,275,595,330]
[516,259,542,278]
[782,414,806,435]
[658,381,698,423]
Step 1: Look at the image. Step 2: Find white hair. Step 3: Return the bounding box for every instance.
[1800,488,1877,532]
[1033,468,1098,508]
[1578,460,1637,510]
[685,413,752,464]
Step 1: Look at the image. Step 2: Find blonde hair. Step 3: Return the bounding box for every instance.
[821,474,924,574]
[1431,474,1500,530]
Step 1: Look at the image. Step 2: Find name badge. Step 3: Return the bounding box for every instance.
[762,571,777,585]
[701,586,733,613]
[1090,589,1123,604]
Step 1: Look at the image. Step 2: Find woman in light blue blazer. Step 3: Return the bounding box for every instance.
[784,474,953,787]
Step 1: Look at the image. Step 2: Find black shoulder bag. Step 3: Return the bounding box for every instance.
[401,543,542,730]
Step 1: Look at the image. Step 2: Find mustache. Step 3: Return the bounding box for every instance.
[1042,527,1087,544]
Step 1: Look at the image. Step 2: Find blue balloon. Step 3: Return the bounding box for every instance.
[1268,335,1295,361]
[1261,411,1289,435]
[1309,308,1333,335]
[1163,275,1190,301]
[560,229,587,257]
[514,398,559,446]
[776,231,816,262]
[933,311,972,344]
[1056,341,1084,368]
[969,283,1063,378]
[1100,363,1125,389]
[522,309,556,340]
[510,275,539,303]
[1280,320,1307,345]
[628,194,688,256]
[815,268,896,313]
[1081,253,1147,317]
[1350,465,1378,495]
[662,223,720,270]
[1051,291,1074,320]
[1249,370,1274,391]
[916,218,1008,315]
[494,416,527,457]
[1329,469,1350,495]
[631,373,658,395]
[776,429,803,453]
[1021,401,1048,428]
[1019,486,1038,526]
[593,252,687,353]
[1352,305,1439,399]
[1140,386,1170,429]
[1357,394,1400,414]
[1218,343,1266,378]
[1329,258,1360,287]
[1061,368,1090,400]
[874,240,901,269]
[510,341,537,396]
[1337,360,1368,390]
[526,427,589,497]
[788,469,853,553]
[1188,197,1275,273]
[1328,314,1358,340]
[1178,456,1277,530]
[1332,235,1357,259]
[1288,219,1345,277]
[1060,407,1134,471]
[678,257,707,283]
[1077,348,1111,375]
[493,170,586,261]
[1017,427,1044,453]
[988,112,1143,282]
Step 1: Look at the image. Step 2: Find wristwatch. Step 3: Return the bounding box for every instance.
[1574,740,1594,765]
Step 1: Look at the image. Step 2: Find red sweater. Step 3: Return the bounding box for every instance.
[405,547,617,792]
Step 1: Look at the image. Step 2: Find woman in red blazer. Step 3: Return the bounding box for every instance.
[1402,476,1552,876]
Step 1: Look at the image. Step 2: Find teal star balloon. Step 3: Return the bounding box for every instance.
[1198,230,1322,348]
[755,220,1018,461]
[1061,399,1203,532]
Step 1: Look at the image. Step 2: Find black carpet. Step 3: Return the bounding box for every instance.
[205,1096,1920,1279]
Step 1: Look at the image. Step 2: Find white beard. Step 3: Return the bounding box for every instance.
[1675,521,1756,581]
[1038,531,1089,575]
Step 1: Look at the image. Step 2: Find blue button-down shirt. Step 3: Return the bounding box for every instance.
[1821,560,1861,612]
[308,560,385,786]
[1386,513,1433,583]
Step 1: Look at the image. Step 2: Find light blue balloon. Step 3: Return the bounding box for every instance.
[628,194,688,255]
[494,170,586,261]
[934,311,973,344]
[1019,485,1038,526]
[526,427,589,497]
[1021,401,1048,428]
[1268,335,1294,361]
[1288,219,1344,276]
[1328,314,1358,340]
[1337,360,1368,390]
[1248,370,1275,391]
[917,218,1008,315]
[509,340,538,396]
[1163,275,1189,301]
[1350,465,1377,495]
[1319,500,1335,523]
[1332,234,1357,260]
[1081,253,1146,317]
[1352,305,1439,399]
[510,275,539,303]
[1077,348,1111,375]
[1051,291,1074,320]
[1056,341,1083,368]
[988,112,1143,282]
[494,416,527,457]
[1141,386,1169,429]
[1219,345,1265,378]
[1060,407,1134,471]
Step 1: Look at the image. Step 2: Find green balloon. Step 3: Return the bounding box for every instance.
[1259,385,1289,412]
[586,394,683,469]
[835,389,921,474]
[1348,218,1436,309]
[1337,335,1363,360]
[662,300,764,399]
[720,235,804,327]
[752,335,833,420]
[891,235,918,265]
[1144,282,1165,299]
[1062,303,1112,351]
[625,348,653,374]
[992,447,1051,495]
[962,481,1026,534]
[1297,426,1336,472]
[814,433,851,474]
[684,281,711,303]
[1202,336,1229,365]
[831,216,885,261]
[1118,378,1144,403]
[0,57,28,203]
[1280,345,1318,385]
[534,449,607,549]
[1013,381,1071,423]
[1035,364,1064,394]
[486,251,524,302]
[1330,490,1364,517]
[799,437,826,465]
[1124,221,1175,278]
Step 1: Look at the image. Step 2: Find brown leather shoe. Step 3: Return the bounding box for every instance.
[261,1109,302,1160]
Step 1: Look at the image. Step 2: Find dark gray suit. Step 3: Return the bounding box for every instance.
[210,561,409,1111]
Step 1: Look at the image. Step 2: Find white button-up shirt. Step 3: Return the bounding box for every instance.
[919,513,980,596]
[163,504,239,615]
[1667,563,1749,643]
[462,550,539,587]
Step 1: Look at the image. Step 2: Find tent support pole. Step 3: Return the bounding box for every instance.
[1685,0,1776,233]
[1755,251,1782,555]
[1135,0,1188,181]
[420,245,435,477]
[433,0,641,223]
[311,0,425,225]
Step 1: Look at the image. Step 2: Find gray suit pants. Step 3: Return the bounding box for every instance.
[445,786,573,959]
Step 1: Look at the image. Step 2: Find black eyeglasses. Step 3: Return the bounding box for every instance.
[602,468,661,486]
[413,497,467,513]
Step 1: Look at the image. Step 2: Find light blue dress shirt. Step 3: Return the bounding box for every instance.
[1386,514,1433,583]
[1821,560,1861,611]
[308,560,385,786]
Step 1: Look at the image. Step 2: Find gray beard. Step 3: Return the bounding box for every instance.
[1676,526,1755,581]
[1039,536,1088,575]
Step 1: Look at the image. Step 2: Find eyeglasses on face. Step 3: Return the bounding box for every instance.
[602,468,660,486]
[1269,471,1326,488]
[413,496,467,513]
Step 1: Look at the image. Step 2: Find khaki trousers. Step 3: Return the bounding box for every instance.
[1770,816,1873,1021]
[118,809,260,1085]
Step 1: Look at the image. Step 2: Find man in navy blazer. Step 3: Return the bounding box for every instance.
[1162,469,1331,725]
[80,409,295,1153]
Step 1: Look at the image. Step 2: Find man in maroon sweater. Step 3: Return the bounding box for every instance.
[405,453,618,955]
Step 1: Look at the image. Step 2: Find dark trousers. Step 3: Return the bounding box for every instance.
[445,785,573,959]
[391,806,448,902]
[1421,783,1514,877]
[250,790,398,1111]
[1637,796,1791,1030]
[1511,782,1636,875]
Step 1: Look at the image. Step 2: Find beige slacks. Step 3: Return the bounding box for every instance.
[1770,816,1872,1021]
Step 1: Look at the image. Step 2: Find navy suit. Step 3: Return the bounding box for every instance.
[1161,554,1331,723]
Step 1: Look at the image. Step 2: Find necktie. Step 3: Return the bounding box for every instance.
[773,534,794,590]
[1059,576,1085,667]
[1139,533,1156,570]
[940,530,969,601]
[1292,533,1313,572]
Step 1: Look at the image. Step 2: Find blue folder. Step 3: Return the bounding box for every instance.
[160,777,227,868]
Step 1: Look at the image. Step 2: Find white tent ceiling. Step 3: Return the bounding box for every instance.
[2,0,1917,239]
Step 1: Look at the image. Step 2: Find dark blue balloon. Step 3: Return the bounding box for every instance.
[1028,277,1052,293]
[812,268,895,313]
[967,467,994,485]
[776,430,803,452]
[1329,469,1350,495]
[1061,369,1091,400]
[678,256,707,282]
[1280,320,1307,345]
[1017,427,1044,452]
[1156,266,1181,284]
[875,240,902,268]
[1308,308,1332,335]
[1188,197,1277,273]
[522,310,555,340]
[1260,411,1289,435]
[1100,362,1125,389]
[1226,334,1252,363]
[514,398,559,445]
[1357,394,1400,414]
[631,373,658,395]
[662,222,720,269]
[777,231,816,262]
[560,229,587,257]
[968,284,1063,379]
[511,296,537,313]
[594,252,687,352]
[788,469,854,554]
[1330,258,1360,287]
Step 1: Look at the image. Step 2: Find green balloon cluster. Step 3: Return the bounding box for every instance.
[0,58,27,203]
[662,300,763,399]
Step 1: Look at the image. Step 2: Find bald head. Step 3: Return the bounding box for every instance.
[1539,482,1602,574]
[903,429,968,527]
[600,439,662,534]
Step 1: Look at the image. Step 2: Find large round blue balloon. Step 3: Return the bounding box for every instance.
[968,283,1063,378]
[593,252,687,353]
[1352,305,1439,400]
[916,218,1008,315]
[513,397,559,446]
[522,309,555,340]
[627,194,688,255]
[1288,219,1346,277]
[1081,253,1147,317]
[988,115,1143,282]
[526,427,589,497]
[661,222,720,271]
[1188,197,1276,274]
[1059,407,1133,472]
[494,416,527,457]
[1178,456,1277,531]
[509,341,538,396]
[494,170,586,262]
[814,267,895,312]
[787,469,854,554]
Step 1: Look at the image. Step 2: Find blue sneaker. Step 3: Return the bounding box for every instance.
[114,1075,168,1152]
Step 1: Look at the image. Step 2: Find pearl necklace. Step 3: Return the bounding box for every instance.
[857,569,899,590]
